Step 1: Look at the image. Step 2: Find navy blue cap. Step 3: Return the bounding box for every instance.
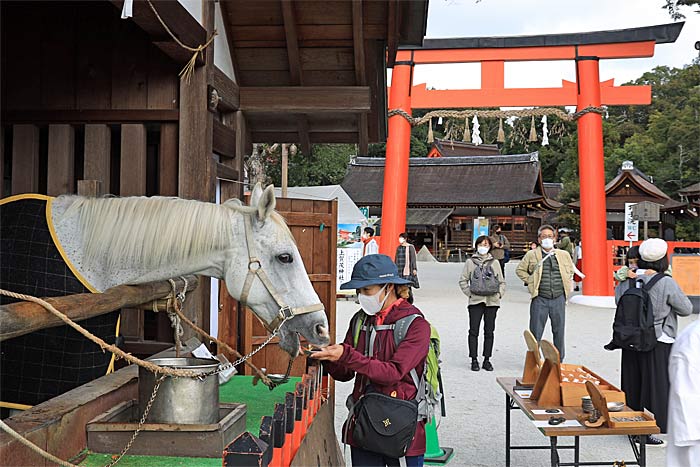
[340,254,412,290]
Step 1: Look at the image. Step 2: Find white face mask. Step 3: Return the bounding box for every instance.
[541,238,554,250]
[477,246,490,255]
[358,285,388,316]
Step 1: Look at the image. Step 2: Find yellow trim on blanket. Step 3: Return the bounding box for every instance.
[0,193,53,205]
[1,193,118,377]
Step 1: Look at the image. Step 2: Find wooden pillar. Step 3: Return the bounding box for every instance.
[11,124,40,194]
[84,124,111,194]
[177,0,216,338]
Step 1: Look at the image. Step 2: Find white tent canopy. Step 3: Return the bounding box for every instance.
[273,185,366,224]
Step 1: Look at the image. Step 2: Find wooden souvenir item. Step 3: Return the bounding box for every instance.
[529,340,561,406]
[559,363,626,406]
[516,330,542,387]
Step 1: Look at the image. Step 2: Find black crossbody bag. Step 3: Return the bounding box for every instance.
[351,390,419,458]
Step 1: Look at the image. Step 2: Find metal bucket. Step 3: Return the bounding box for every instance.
[139,357,220,425]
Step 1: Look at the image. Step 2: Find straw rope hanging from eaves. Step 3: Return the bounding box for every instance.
[387,106,606,126]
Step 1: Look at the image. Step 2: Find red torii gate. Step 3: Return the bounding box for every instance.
[379,23,684,298]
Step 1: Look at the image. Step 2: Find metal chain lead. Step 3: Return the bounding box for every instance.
[104,375,166,467]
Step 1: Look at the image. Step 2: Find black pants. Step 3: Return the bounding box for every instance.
[468,303,498,358]
[498,258,506,277]
[621,343,672,433]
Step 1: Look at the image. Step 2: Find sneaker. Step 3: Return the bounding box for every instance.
[482,360,494,371]
[471,359,480,371]
[635,435,666,447]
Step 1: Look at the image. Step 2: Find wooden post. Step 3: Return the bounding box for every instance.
[292,383,304,458]
[11,124,40,194]
[77,180,103,197]
[223,432,271,467]
[283,392,295,466]
[259,416,275,466]
[119,124,147,196]
[281,144,289,198]
[271,403,286,467]
[83,124,111,194]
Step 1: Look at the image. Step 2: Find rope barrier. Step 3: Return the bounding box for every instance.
[388,106,607,126]
[0,419,77,467]
[145,0,217,83]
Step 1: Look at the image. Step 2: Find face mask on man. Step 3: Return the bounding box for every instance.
[358,285,388,316]
[541,238,554,250]
[477,246,490,255]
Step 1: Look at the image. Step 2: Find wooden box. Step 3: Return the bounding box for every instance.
[559,364,626,407]
[608,411,657,429]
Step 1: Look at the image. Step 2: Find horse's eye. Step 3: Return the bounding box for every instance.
[277,253,293,264]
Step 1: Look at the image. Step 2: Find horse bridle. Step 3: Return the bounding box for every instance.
[238,214,325,334]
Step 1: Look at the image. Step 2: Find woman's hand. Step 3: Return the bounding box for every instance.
[309,344,344,362]
[627,270,638,279]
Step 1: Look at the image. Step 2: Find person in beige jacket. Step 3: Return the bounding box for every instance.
[516,225,574,361]
[459,235,506,372]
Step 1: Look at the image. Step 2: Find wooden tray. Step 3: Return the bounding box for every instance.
[608,411,657,429]
[560,363,625,407]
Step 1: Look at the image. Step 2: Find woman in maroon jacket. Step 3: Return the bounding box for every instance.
[312,254,431,467]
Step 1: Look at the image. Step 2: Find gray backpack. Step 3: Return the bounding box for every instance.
[470,260,499,296]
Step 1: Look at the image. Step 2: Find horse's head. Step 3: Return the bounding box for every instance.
[223,184,330,357]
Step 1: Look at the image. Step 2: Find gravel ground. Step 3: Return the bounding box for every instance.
[332,260,696,467]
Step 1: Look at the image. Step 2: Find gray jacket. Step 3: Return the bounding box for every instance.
[614,273,693,339]
[459,253,506,307]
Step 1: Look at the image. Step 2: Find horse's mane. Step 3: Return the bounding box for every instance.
[66,196,241,270]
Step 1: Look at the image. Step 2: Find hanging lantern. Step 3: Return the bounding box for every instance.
[541,115,549,146]
[471,115,483,146]
[497,118,505,143]
[462,117,471,142]
[427,119,434,143]
[528,115,538,142]
[438,116,443,125]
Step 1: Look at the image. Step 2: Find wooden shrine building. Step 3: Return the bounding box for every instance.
[569,161,691,240]
[342,146,560,259]
[679,182,700,212]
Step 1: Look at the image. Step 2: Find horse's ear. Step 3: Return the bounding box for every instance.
[249,182,264,207]
[255,184,276,221]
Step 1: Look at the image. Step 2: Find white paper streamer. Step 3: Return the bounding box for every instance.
[121,0,134,19]
[471,115,483,146]
[541,115,549,146]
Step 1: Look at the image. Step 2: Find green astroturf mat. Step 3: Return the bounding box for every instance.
[81,375,301,466]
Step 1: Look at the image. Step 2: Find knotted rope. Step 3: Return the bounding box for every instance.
[388,106,606,126]
[145,0,217,83]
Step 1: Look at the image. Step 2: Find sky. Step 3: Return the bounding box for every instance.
[395,0,699,92]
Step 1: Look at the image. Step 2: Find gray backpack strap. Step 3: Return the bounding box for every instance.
[393,314,421,348]
[367,324,395,357]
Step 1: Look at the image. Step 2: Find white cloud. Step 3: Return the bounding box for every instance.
[390,0,699,92]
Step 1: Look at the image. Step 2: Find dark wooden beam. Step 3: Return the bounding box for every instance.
[281,0,302,85]
[3,110,178,123]
[210,66,240,112]
[280,0,312,158]
[213,119,236,159]
[240,87,371,113]
[109,0,206,66]
[218,0,242,83]
[216,160,240,181]
[387,0,399,68]
[251,131,358,144]
[352,0,369,154]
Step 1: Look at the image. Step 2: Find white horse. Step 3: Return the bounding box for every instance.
[49,183,330,355]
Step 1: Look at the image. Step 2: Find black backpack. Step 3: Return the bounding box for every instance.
[609,274,664,352]
[470,260,500,296]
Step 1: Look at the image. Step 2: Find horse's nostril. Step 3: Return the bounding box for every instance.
[315,324,329,339]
